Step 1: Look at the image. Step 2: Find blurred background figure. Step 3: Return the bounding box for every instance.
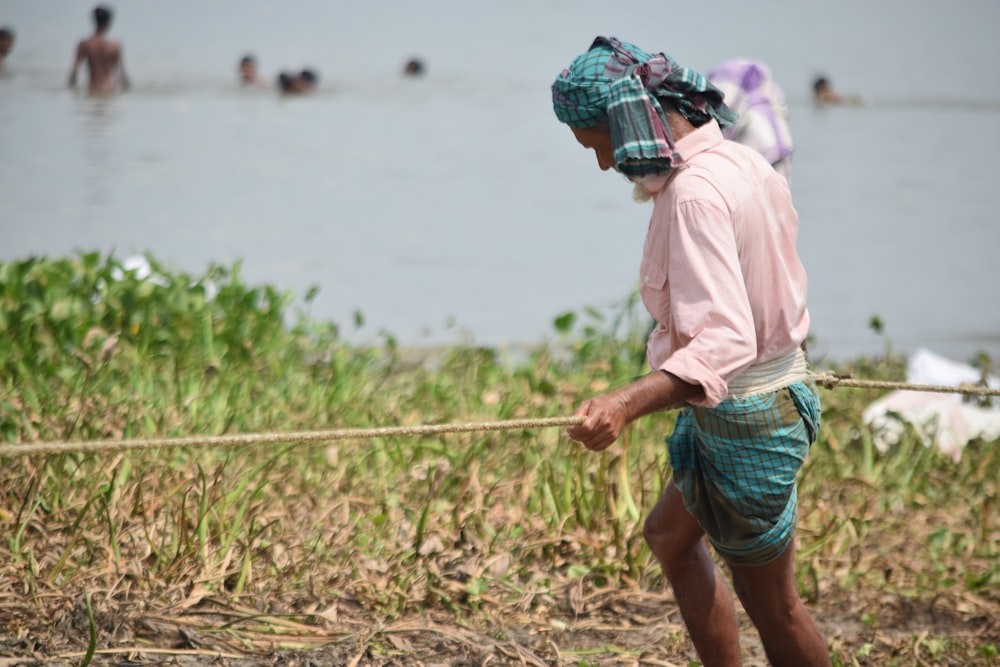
[813,76,842,104]
[813,75,861,105]
[68,5,130,95]
[0,25,15,72]
[403,57,425,77]
[277,68,318,95]
[298,69,318,92]
[707,59,794,179]
[238,53,258,85]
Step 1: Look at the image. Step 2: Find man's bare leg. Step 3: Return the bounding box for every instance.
[729,543,831,667]
[643,483,741,667]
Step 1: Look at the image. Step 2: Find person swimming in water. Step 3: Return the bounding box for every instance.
[277,68,318,95]
[68,5,130,95]
[238,54,259,85]
[403,58,426,77]
[812,75,862,106]
[0,26,15,73]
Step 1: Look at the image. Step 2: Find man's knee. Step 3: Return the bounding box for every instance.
[643,507,700,567]
[729,546,800,614]
[641,511,667,548]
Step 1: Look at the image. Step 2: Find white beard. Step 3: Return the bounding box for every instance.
[631,179,653,203]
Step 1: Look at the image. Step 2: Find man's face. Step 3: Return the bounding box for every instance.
[571,124,616,172]
[240,62,256,82]
[0,36,13,57]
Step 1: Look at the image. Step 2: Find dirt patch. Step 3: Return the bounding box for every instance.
[3,586,997,666]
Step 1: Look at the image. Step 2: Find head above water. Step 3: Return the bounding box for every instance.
[551,36,736,178]
[239,54,257,83]
[93,5,113,31]
[811,74,849,104]
[0,26,14,57]
[403,58,425,76]
[278,69,318,94]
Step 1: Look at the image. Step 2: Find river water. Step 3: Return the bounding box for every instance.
[2,0,999,364]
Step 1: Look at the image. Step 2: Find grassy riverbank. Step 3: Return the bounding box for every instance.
[1,253,997,666]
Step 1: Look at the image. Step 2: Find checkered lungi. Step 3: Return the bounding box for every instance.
[667,380,821,566]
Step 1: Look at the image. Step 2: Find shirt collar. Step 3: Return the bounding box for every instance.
[638,120,725,194]
[674,118,725,161]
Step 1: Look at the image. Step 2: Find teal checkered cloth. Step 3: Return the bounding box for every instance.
[552,36,737,178]
[667,381,821,566]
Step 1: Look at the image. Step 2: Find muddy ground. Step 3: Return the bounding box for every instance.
[2,583,997,666]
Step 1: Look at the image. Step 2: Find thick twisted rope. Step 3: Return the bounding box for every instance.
[1,373,997,457]
[809,372,1000,396]
[0,417,586,457]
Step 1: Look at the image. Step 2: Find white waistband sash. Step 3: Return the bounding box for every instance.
[726,347,808,398]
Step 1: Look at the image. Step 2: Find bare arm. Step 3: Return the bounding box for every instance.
[68,42,85,87]
[567,370,703,451]
[117,45,129,90]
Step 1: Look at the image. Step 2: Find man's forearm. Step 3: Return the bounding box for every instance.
[612,370,703,422]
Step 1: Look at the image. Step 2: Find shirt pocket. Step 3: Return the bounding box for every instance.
[639,255,668,290]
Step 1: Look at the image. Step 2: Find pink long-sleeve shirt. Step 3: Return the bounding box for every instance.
[637,120,810,408]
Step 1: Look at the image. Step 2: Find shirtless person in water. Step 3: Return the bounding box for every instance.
[68,5,130,95]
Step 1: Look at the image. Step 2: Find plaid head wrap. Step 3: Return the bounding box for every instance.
[552,36,737,178]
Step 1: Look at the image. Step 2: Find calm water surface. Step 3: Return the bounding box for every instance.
[2,0,999,363]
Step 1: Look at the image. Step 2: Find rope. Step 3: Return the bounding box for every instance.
[0,417,586,457]
[809,372,1000,397]
[1,373,997,458]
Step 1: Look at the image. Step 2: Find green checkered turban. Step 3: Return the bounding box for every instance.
[552,36,737,177]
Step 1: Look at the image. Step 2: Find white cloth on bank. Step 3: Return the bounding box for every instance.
[862,348,1000,462]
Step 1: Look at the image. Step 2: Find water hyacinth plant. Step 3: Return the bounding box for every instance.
[0,252,997,666]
